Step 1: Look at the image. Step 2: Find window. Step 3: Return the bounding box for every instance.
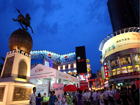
[74,63,76,68]
[63,65,65,70]
[58,66,60,70]
[68,64,71,69]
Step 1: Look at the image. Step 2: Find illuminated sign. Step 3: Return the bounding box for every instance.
[104,64,109,78]
[102,32,140,58]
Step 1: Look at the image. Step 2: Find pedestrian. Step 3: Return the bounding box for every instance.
[30,87,36,105]
[66,94,73,105]
[131,84,139,105]
[92,90,98,105]
[48,91,57,105]
[43,93,50,102]
[103,89,108,105]
[114,89,121,105]
[61,93,68,105]
[36,93,42,105]
[99,90,105,105]
[108,87,115,105]
[77,90,83,105]
[57,94,63,105]
[120,87,129,105]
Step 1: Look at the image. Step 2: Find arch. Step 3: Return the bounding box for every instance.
[18,60,27,79]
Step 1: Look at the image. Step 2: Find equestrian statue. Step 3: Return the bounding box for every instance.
[13,8,33,33]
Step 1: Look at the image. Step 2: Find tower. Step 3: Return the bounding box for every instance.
[0,27,34,104]
[107,0,139,32]
[76,46,87,74]
[1,29,32,80]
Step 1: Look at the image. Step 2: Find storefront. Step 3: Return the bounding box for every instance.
[30,64,79,96]
[99,29,140,88]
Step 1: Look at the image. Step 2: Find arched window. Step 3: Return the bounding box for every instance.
[18,60,27,79]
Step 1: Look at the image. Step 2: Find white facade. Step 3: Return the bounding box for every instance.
[0,50,34,105]
[30,64,79,96]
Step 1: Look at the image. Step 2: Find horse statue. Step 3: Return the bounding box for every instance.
[13,9,33,33]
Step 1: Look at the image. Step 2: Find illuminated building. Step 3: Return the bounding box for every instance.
[31,50,92,82]
[99,27,140,87]
[30,51,78,76]
[0,29,34,105]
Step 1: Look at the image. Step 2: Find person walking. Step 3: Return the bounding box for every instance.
[48,91,57,105]
[30,87,36,105]
[36,93,42,105]
[76,91,83,105]
[92,91,99,105]
[131,84,139,105]
[120,87,129,105]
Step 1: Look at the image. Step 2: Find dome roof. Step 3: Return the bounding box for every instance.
[9,29,33,53]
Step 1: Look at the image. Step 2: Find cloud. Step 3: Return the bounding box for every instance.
[0,0,112,72]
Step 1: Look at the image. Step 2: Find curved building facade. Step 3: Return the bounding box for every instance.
[99,27,140,87]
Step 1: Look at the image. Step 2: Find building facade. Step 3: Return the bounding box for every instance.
[30,51,77,75]
[30,50,91,77]
[99,27,140,88]
[107,0,139,32]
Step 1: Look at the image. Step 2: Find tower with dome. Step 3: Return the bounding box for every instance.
[0,10,34,105]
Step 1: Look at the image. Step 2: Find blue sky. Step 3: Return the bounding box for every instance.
[0,0,112,73]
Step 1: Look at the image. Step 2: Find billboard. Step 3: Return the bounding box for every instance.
[119,55,132,66]
[103,63,109,78]
[110,59,119,69]
[101,32,140,58]
[133,54,140,64]
[76,46,87,74]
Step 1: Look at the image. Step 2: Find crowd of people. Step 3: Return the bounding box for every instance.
[29,84,139,105]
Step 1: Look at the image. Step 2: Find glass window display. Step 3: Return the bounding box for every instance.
[13,86,32,101]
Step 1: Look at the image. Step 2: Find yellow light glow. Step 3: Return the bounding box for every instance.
[74,63,76,68]
[63,65,65,70]
[15,78,27,82]
[135,65,140,67]
[127,66,132,68]
[58,66,60,70]
[86,59,90,63]
[112,69,116,71]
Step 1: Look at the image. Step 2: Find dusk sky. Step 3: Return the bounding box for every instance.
[0,0,112,73]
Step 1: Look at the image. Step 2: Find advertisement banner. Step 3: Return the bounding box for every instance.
[119,55,132,66]
[104,64,109,78]
[53,83,64,96]
[133,54,140,64]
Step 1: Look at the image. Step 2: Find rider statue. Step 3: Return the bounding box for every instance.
[13,8,33,33]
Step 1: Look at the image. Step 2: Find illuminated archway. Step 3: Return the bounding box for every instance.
[18,60,27,79]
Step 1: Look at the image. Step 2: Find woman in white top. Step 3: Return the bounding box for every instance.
[30,87,36,105]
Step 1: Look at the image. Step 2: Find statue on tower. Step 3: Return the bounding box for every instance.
[13,8,33,33]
